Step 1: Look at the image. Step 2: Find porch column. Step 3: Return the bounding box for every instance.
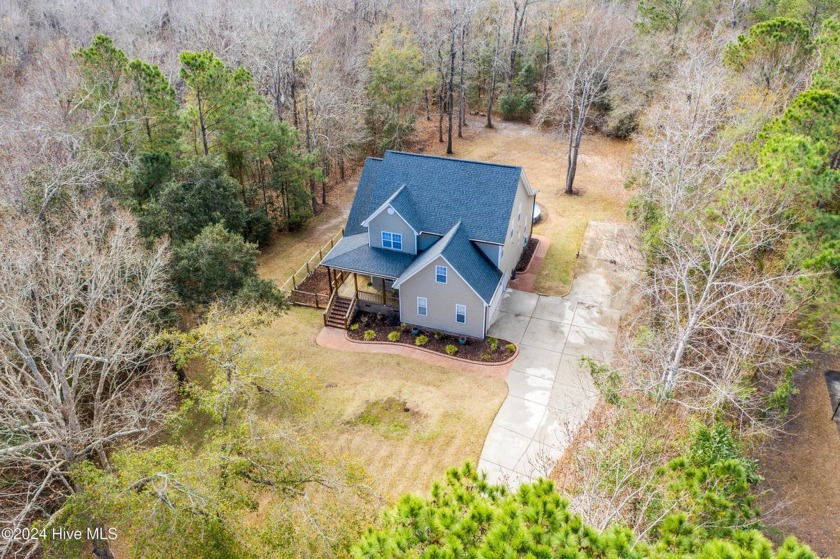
[327,266,333,295]
[353,273,358,297]
[382,279,386,305]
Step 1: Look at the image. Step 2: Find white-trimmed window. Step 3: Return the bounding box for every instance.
[500,246,505,262]
[435,265,447,284]
[518,203,522,223]
[455,304,466,324]
[382,231,403,250]
[417,297,428,316]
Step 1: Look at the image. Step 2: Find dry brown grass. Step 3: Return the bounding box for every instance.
[257,306,507,500]
[257,177,358,284]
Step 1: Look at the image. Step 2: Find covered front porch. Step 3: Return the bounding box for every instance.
[322,267,400,329]
[319,232,414,328]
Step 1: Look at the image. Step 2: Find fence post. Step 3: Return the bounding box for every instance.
[292,275,297,290]
[306,261,310,275]
[319,248,323,261]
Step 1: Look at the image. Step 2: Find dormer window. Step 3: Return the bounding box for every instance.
[436,265,447,284]
[382,231,402,250]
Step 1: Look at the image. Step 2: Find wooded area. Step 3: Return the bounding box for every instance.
[1,0,839,557]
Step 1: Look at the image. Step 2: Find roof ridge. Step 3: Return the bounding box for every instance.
[383,150,523,171]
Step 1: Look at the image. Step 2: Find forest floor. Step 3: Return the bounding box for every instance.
[256,115,631,499]
[757,353,840,558]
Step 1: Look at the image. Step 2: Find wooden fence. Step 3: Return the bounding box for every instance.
[279,229,345,309]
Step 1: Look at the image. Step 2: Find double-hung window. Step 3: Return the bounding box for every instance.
[381,231,403,250]
[435,265,447,284]
[417,297,428,316]
[455,304,467,324]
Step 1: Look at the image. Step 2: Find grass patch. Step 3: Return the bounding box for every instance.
[352,397,424,435]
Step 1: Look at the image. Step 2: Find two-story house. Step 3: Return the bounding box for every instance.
[321,150,536,339]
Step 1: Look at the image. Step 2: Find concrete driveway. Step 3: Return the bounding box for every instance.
[478,222,641,487]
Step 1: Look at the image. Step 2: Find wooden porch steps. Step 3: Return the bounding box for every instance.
[325,296,355,329]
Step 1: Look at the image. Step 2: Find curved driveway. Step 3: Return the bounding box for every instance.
[478,222,642,487]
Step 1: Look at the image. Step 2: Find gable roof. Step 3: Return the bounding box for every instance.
[393,222,501,304]
[351,151,526,244]
[360,185,419,234]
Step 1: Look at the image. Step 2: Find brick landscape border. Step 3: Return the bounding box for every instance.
[315,327,516,380]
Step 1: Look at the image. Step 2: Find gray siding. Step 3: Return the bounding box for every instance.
[398,255,486,338]
[498,175,535,278]
[417,233,441,251]
[475,241,501,267]
[368,208,417,254]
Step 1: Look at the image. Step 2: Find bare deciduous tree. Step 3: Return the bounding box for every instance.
[0,198,174,558]
[539,5,630,194]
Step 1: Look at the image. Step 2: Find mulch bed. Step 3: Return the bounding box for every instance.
[515,238,540,273]
[346,311,516,363]
[291,266,330,306]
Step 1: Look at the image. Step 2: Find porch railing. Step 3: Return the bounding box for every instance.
[357,290,399,308]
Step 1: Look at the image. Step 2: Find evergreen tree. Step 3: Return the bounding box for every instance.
[366,25,433,152]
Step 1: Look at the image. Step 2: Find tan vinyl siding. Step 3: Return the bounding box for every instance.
[398,255,486,338]
[368,208,417,254]
[498,175,536,278]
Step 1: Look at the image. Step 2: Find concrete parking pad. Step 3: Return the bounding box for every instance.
[522,318,570,351]
[492,395,544,438]
[572,303,622,332]
[563,325,615,361]
[500,290,540,316]
[488,312,531,342]
[512,346,564,379]
[479,222,641,489]
[531,297,577,323]
[506,370,553,405]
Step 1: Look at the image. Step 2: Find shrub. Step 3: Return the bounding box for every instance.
[488,337,499,351]
[350,323,359,331]
[445,344,458,356]
[364,330,376,341]
[481,353,493,361]
[400,322,408,332]
[388,331,401,342]
[434,330,443,340]
[505,343,516,352]
[499,90,535,121]
[415,335,428,347]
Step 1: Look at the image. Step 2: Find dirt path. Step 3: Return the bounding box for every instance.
[757,353,840,558]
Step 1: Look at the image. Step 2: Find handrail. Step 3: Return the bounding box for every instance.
[323,289,340,327]
[342,295,358,328]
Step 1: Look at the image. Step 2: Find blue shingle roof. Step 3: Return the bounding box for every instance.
[321,233,415,279]
[359,151,523,244]
[393,223,501,303]
[332,151,529,307]
[344,157,382,235]
[439,225,502,304]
